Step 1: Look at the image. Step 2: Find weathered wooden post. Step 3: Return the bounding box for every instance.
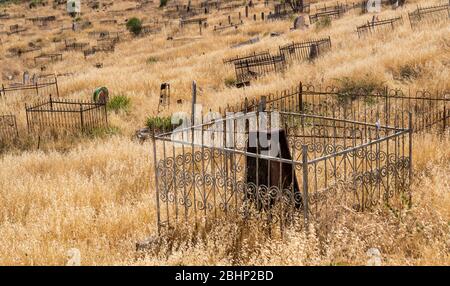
[228,15,231,24]
[245,5,248,18]
[261,12,264,21]
[79,103,84,132]
[253,14,256,21]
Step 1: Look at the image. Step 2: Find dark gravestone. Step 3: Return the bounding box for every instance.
[293,15,306,30]
[246,129,302,210]
[308,43,318,60]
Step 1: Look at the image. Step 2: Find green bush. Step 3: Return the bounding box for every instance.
[107,95,131,112]
[146,116,181,133]
[315,16,331,30]
[159,0,169,7]
[335,76,384,105]
[147,57,158,64]
[398,64,421,81]
[126,17,143,36]
[224,77,237,87]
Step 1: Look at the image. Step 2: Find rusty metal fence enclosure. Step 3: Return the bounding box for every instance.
[279,37,331,63]
[152,110,412,234]
[234,53,286,83]
[357,16,403,38]
[309,7,346,24]
[408,3,450,29]
[0,114,18,141]
[224,83,450,133]
[0,77,59,100]
[25,96,108,134]
[223,50,270,65]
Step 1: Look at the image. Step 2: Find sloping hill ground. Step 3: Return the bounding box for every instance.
[0,0,449,265]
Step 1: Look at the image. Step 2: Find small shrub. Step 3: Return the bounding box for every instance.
[146,116,181,133]
[397,64,421,81]
[224,77,237,87]
[147,57,158,64]
[159,0,169,7]
[107,95,131,112]
[126,17,142,36]
[315,16,331,30]
[335,76,384,105]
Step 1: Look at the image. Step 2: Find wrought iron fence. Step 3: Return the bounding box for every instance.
[357,16,404,38]
[309,7,346,24]
[223,50,270,65]
[25,96,108,134]
[408,3,450,29]
[234,53,286,84]
[0,77,59,101]
[152,110,412,234]
[0,114,19,142]
[224,82,450,133]
[279,37,331,63]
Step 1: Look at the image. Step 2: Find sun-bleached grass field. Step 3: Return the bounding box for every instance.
[0,0,449,265]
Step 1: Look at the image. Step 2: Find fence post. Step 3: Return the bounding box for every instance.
[301,144,309,226]
[104,102,108,126]
[25,103,31,133]
[54,76,60,97]
[384,86,389,126]
[49,94,53,111]
[35,82,39,97]
[245,5,248,18]
[258,96,266,112]
[80,104,84,132]
[151,132,161,235]
[444,105,447,132]
[408,112,413,208]
[298,82,303,113]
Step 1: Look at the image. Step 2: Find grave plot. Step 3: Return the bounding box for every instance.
[83,43,115,58]
[0,114,19,142]
[223,50,270,65]
[267,3,291,21]
[141,24,162,36]
[63,39,90,51]
[25,96,108,134]
[99,19,118,25]
[180,17,208,35]
[314,2,348,13]
[6,24,27,36]
[7,44,42,57]
[234,53,286,85]
[408,3,450,29]
[225,82,450,134]
[26,16,57,27]
[279,37,331,63]
[213,21,243,32]
[309,6,346,24]
[0,77,59,101]
[34,53,63,65]
[152,109,412,234]
[357,16,403,38]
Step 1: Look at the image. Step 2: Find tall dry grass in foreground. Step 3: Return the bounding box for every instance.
[0,0,449,265]
[0,133,448,265]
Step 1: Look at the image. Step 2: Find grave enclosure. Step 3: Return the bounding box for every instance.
[152,104,412,235]
[25,96,108,134]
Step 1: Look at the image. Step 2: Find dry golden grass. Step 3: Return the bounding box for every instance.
[0,0,449,265]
